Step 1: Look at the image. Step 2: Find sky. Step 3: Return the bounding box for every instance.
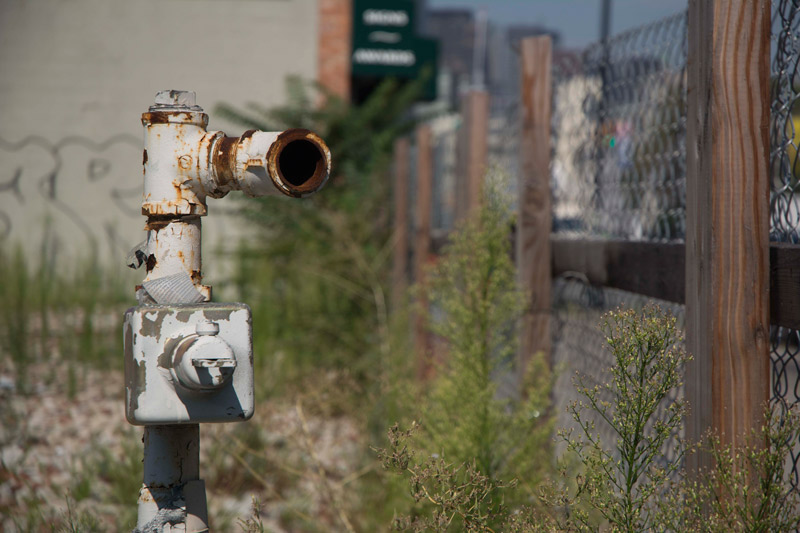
[427,0,688,49]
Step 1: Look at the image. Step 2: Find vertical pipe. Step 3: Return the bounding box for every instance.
[139,425,207,532]
[599,0,612,43]
[136,92,209,533]
[143,219,203,285]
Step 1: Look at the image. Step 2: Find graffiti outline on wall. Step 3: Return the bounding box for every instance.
[0,134,143,260]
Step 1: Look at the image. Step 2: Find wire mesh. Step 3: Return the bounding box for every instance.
[549,0,800,498]
[488,96,522,201]
[551,277,686,476]
[771,0,800,495]
[551,12,687,241]
[430,114,460,233]
[547,12,690,482]
[772,0,800,243]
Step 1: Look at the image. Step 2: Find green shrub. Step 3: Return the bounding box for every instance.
[216,77,423,397]
[531,306,800,533]
[551,307,689,532]
[0,231,132,394]
[378,176,554,531]
[660,402,800,533]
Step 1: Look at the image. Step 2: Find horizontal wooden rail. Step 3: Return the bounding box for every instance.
[551,237,800,330]
[551,238,685,304]
[429,233,800,328]
[768,242,800,330]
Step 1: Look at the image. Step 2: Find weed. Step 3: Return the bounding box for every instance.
[238,495,267,532]
[660,402,800,533]
[377,176,554,530]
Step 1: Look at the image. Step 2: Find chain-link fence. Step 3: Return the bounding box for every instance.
[551,277,686,471]
[548,0,800,497]
[548,11,689,471]
[430,114,460,234]
[551,12,687,241]
[397,0,800,498]
[771,0,800,491]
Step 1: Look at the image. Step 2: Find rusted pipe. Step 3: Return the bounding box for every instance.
[130,90,331,533]
[207,128,330,199]
[142,114,330,217]
[138,91,331,301]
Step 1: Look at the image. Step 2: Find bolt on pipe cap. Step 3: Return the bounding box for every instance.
[196,320,220,336]
[151,90,203,112]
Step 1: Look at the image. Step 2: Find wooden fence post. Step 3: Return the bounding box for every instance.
[518,36,552,372]
[467,90,489,213]
[456,90,490,220]
[414,124,434,379]
[392,137,410,309]
[685,0,771,473]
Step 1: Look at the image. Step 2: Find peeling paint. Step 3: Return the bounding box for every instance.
[140,311,167,340]
[175,310,193,323]
[124,303,253,425]
[158,337,180,369]
[202,309,234,322]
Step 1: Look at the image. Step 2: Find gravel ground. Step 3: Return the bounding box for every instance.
[0,361,366,532]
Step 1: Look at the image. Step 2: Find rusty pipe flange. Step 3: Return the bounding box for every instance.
[210,128,332,199]
[266,129,331,198]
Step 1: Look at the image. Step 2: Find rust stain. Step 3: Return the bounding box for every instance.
[276,128,312,142]
[190,270,202,283]
[145,254,157,272]
[141,111,209,125]
[145,217,171,231]
[142,192,207,217]
[212,136,238,187]
[142,149,148,166]
[138,488,155,504]
[267,128,330,198]
[143,111,172,124]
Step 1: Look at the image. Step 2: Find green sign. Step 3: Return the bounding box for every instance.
[351,38,437,78]
[351,0,437,100]
[352,0,416,44]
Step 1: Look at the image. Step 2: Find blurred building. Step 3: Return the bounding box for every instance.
[0,0,557,279]
[420,9,478,106]
[0,0,330,283]
[489,25,561,108]
[419,7,561,111]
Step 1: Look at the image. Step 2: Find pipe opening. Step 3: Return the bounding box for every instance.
[278,139,325,187]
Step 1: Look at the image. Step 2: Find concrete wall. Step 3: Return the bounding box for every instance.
[0,0,319,285]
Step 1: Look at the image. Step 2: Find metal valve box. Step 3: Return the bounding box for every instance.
[124,302,254,425]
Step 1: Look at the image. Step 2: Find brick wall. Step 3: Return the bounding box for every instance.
[317,0,353,100]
